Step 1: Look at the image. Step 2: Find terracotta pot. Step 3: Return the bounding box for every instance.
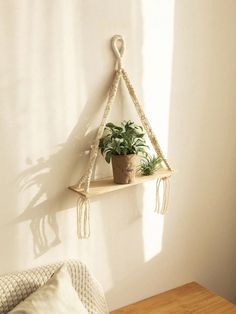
[111,154,136,184]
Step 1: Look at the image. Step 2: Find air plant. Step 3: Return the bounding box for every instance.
[138,154,162,176]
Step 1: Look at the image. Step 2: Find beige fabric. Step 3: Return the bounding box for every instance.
[0,260,108,314]
[9,265,88,314]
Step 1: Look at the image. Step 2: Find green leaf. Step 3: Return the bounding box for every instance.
[99,120,150,162]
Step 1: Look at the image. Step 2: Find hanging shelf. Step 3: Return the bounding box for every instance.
[69,169,173,198]
[69,35,174,238]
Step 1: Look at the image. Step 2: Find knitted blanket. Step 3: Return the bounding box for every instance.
[0,260,108,314]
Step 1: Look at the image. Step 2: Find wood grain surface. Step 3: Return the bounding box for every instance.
[111,282,236,314]
[69,169,173,197]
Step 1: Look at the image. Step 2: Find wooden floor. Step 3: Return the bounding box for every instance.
[111,282,236,313]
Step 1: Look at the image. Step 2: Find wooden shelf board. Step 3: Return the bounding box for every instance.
[69,169,174,198]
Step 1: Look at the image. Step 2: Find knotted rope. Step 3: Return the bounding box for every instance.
[155,177,170,214]
[111,35,125,70]
[74,35,172,238]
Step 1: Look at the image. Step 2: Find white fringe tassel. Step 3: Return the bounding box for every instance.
[155,177,170,214]
[76,196,90,239]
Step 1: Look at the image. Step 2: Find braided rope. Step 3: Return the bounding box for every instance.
[121,69,172,171]
[111,35,125,70]
[77,196,90,238]
[74,69,122,193]
[155,177,170,214]
[74,69,121,238]
[121,69,172,214]
[73,35,172,237]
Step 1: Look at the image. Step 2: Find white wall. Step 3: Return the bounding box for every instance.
[167,0,236,304]
[0,0,236,311]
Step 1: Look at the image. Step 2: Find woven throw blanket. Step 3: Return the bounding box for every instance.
[0,260,108,314]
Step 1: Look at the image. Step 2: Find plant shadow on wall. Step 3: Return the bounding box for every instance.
[12,84,111,258]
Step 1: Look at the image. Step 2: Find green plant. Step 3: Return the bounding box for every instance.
[99,120,148,163]
[138,154,162,176]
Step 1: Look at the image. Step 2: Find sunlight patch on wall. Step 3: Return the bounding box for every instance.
[141,0,175,262]
[141,0,175,154]
[142,182,164,261]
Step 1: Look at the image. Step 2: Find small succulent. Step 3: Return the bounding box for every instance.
[99,120,148,163]
[138,154,162,176]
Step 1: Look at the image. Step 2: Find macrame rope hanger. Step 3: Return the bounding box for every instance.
[73,35,173,239]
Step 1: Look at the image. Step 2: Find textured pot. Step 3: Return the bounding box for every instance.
[111,154,136,184]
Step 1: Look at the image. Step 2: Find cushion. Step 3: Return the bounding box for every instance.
[9,264,88,314]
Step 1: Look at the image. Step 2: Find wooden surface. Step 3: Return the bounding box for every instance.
[111,282,236,314]
[69,169,173,197]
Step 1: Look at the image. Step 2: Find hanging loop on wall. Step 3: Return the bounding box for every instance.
[111,34,125,70]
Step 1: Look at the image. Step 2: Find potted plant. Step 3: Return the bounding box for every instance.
[99,120,148,184]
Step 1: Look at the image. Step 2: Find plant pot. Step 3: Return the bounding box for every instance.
[111,154,136,184]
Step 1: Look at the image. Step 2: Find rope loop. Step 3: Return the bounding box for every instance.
[111,34,125,70]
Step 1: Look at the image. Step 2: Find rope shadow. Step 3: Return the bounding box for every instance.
[11,82,111,257]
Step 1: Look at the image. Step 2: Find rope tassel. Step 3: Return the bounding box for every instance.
[77,196,90,238]
[155,177,170,214]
